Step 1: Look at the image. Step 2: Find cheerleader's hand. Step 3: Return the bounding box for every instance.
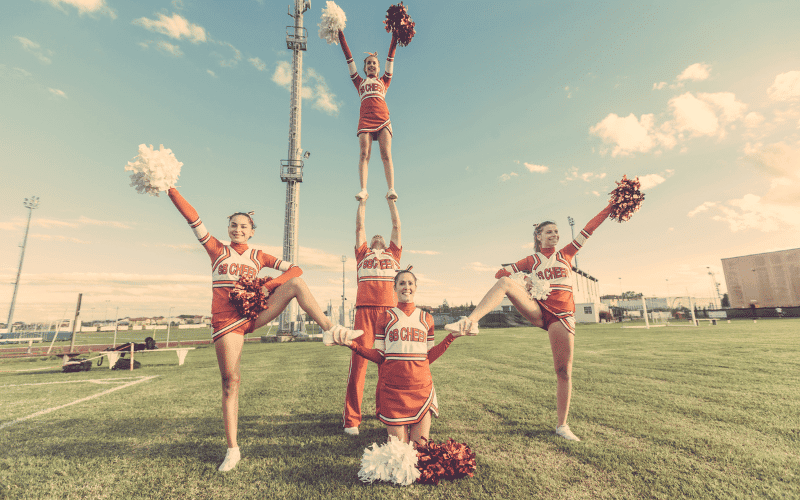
[523,275,533,291]
[261,286,271,299]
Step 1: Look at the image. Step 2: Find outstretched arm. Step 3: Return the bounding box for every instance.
[338,30,359,85]
[388,197,401,248]
[167,188,221,258]
[348,343,384,365]
[384,34,398,82]
[427,333,456,364]
[355,198,367,248]
[564,202,614,258]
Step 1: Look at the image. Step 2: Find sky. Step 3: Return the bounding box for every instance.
[2,0,800,324]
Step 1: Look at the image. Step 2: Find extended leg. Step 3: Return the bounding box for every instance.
[377,128,396,198]
[548,322,578,440]
[467,277,544,327]
[357,133,372,199]
[215,333,244,471]
[253,277,333,331]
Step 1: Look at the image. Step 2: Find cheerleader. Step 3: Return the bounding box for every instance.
[337,29,399,201]
[447,202,614,442]
[334,268,468,445]
[168,188,361,471]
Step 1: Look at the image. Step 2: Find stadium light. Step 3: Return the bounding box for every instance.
[6,196,39,334]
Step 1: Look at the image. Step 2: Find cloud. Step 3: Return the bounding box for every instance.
[638,174,666,190]
[767,71,800,102]
[41,0,116,18]
[407,250,441,255]
[707,194,800,231]
[207,69,216,78]
[743,141,800,205]
[743,112,765,128]
[155,41,183,57]
[523,162,549,173]
[562,167,607,183]
[653,81,667,90]
[14,36,53,64]
[213,41,242,67]
[677,63,711,82]
[466,262,497,273]
[132,13,207,44]
[249,57,267,71]
[589,113,658,156]
[48,88,67,98]
[30,234,89,244]
[77,216,132,229]
[272,62,341,115]
[688,201,717,217]
[669,92,720,136]
[500,172,519,182]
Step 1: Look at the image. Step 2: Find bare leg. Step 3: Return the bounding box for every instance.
[548,322,574,427]
[358,133,372,193]
[409,411,432,446]
[253,277,333,331]
[386,424,409,444]
[467,277,544,327]
[215,333,244,449]
[376,128,395,193]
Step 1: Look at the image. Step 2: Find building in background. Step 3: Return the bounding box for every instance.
[721,248,800,308]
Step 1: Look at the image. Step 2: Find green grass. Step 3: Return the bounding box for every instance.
[1,320,798,499]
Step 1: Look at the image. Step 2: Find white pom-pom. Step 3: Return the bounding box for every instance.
[509,272,551,301]
[124,144,182,197]
[318,1,346,44]
[358,436,419,486]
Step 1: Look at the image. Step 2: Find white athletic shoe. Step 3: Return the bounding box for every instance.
[218,447,241,472]
[323,324,345,346]
[344,427,359,436]
[555,424,580,442]
[386,188,398,200]
[445,316,479,336]
[356,190,369,201]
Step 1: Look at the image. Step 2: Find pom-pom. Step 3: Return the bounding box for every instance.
[508,272,551,301]
[318,1,347,44]
[416,438,477,485]
[358,436,420,486]
[384,2,416,47]
[124,144,182,197]
[228,276,273,321]
[608,175,645,222]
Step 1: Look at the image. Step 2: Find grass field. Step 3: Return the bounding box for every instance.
[1,320,798,499]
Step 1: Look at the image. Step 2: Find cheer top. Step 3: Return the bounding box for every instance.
[496,205,612,315]
[355,241,402,307]
[350,302,455,385]
[339,30,397,136]
[168,188,302,315]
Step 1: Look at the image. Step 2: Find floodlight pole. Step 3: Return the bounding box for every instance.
[278,0,310,336]
[7,196,39,335]
[707,267,721,309]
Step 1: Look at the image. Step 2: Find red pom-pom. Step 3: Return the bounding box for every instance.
[384,2,416,47]
[608,175,644,223]
[228,276,273,320]
[415,438,476,485]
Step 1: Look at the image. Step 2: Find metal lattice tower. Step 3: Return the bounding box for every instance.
[6,196,39,334]
[278,0,310,334]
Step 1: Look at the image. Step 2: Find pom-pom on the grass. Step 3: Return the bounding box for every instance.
[318,1,346,44]
[608,174,645,222]
[125,144,182,196]
[358,435,420,486]
[228,276,273,321]
[416,438,477,485]
[384,2,415,47]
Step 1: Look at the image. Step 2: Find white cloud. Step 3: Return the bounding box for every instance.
[637,174,666,191]
[709,194,800,231]
[523,162,549,173]
[744,141,800,205]
[249,57,267,71]
[30,234,89,244]
[48,88,67,98]
[743,112,765,128]
[155,41,183,57]
[677,63,711,82]
[407,250,441,255]
[207,69,216,78]
[132,13,207,44]
[688,201,717,217]
[767,71,800,102]
[214,41,242,67]
[14,36,53,64]
[500,172,519,182]
[466,262,497,273]
[653,81,667,90]
[272,62,340,115]
[77,216,132,229]
[42,0,116,18]
[589,113,657,156]
[669,92,720,136]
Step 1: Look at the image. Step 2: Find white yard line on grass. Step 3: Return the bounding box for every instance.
[0,375,159,430]
[1,376,149,388]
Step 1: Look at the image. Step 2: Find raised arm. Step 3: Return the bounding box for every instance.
[563,202,614,258]
[388,196,401,248]
[384,34,398,81]
[355,198,367,249]
[167,188,221,258]
[338,30,360,85]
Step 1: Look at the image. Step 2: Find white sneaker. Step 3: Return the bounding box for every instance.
[344,427,359,436]
[445,316,479,335]
[386,188,398,200]
[356,190,369,201]
[555,424,580,441]
[322,327,337,346]
[218,447,241,472]
[342,329,364,345]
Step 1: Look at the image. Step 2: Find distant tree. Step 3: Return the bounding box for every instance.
[721,293,730,308]
[441,299,450,313]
